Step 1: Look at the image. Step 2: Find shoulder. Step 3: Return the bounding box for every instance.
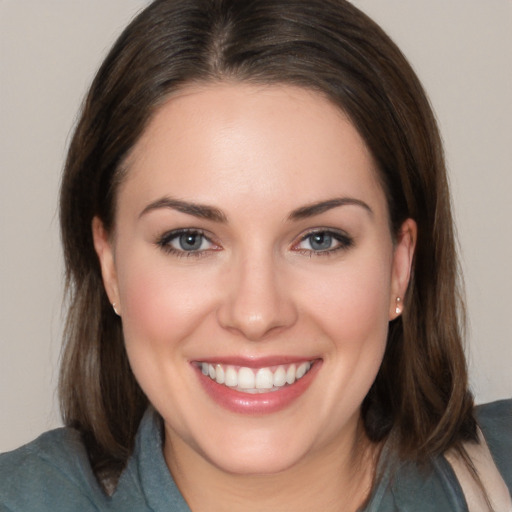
[365,442,467,511]
[385,459,466,511]
[476,398,512,490]
[0,428,105,511]
[371,400,512,511]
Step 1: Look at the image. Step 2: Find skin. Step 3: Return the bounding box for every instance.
[93,83,416,511]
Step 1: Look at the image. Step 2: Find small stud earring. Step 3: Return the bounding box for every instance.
[395,297,402,315]
[112,303,120,316]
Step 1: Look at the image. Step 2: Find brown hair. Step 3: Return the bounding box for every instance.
[59,0,476,488]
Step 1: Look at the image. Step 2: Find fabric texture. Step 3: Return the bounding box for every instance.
[1,399,510,511]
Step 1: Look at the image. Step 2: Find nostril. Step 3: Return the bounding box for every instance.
[217,301,297,341]
[216,259,299,339]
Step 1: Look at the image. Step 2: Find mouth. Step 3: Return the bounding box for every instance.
[193,358,321,414]
[195,361,314,394]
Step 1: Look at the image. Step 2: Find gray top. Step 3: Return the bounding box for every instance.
[1,400,511,511]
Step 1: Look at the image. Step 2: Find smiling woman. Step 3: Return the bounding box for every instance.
[1,1,511,511]
[92,83,415,486]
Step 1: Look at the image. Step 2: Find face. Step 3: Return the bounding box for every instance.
[93,83,415,477]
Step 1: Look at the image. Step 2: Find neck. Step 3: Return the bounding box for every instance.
[164,418,380,512]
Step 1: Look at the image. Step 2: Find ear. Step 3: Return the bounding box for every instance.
[389,218,417,320]
[92,216,121,315]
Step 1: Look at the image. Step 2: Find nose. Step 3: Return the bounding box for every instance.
[217,252,298,341]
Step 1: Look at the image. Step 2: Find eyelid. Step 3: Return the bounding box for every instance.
[292,227,354,255]
[155,227,353,258]
[155,228,221,257]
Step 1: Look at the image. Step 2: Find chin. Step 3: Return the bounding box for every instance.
[207,444,308,476]
[190,421,320,476]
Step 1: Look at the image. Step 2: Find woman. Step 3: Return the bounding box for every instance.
[1,0,510,510]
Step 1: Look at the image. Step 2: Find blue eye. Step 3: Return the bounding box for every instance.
[157,229,215,255]
[296,230,353,254]
[175,232,206,251]
[308,232,334,251]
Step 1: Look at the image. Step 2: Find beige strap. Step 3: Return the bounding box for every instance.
[445,429,512,512]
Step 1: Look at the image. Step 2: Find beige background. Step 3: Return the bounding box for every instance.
[1,1,511,452]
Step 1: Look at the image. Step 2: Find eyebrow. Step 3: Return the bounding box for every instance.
[288,197,373,220]
[139,197,228,223]
[139,196,372,223]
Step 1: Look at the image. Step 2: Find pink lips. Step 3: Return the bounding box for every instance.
[194,358,321,415]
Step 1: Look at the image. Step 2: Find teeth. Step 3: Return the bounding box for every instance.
[273,366,286,387]
[255,368,273,389]
[286,364,296,385]
[225,366,238,387]
[215,364,225,384]
[296,362,308,379]
[238,367,255,389]
[201,361,313,393]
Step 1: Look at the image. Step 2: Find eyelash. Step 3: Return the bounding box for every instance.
[293,229,354,257]
[155,228,354,258]
[155,229,218,258]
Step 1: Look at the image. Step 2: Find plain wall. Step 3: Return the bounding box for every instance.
[1,0,511,452]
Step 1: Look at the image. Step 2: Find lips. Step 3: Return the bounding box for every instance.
[193,358,320,414]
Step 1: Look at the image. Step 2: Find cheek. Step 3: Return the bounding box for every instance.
[305,254,392,411]
[114,250,222,412]
[116,251,217,354]
[301,253,393,346]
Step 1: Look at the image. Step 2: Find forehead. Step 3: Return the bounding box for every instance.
[120,82,386,219]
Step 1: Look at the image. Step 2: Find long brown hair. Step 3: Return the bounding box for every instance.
[59,0,476,488]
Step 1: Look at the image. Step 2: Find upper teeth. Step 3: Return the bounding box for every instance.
[200,362,312,393]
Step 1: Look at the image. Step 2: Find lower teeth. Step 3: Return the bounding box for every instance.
[232,386,284,394]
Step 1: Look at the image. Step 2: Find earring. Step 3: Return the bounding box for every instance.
[395,297,402,315]
[112,303,120,316]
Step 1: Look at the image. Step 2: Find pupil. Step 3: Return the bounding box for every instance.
[311,233,332,251]
[180,233,201,251]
